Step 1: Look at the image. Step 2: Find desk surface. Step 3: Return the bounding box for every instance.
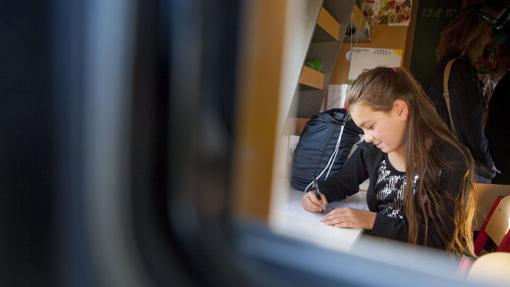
[270,185,368,252]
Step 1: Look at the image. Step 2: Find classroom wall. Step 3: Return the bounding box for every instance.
[330,25,410,85]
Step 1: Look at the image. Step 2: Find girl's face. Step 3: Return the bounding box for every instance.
[350,100,407,155]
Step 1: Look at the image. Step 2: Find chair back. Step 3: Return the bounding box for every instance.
[486,196,510,247]
[474,184,510,231]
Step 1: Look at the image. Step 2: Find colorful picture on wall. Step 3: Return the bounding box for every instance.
[360,0,412,26]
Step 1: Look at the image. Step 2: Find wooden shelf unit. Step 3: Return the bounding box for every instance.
[286,0,355,134]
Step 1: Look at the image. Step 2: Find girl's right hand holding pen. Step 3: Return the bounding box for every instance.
[302,191,328,213]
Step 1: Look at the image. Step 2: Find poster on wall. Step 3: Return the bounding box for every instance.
[347,47,403,82]
[360,0,412,26]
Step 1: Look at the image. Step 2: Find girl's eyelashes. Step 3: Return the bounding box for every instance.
[360,124,374,134]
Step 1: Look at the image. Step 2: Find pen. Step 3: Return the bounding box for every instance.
[311,180,325,212]
[313,182,322,200]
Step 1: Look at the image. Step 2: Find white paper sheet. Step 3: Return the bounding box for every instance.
[277,192,368,224]
[271,191,368,251]
[347,47,402,82]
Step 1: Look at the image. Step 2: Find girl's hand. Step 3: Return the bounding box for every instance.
[322,208,376,229]
[302,191,328,213]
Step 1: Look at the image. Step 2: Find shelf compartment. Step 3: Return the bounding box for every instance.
[316,7,340,41]
[298,65,324,90]
[344,4,371,43]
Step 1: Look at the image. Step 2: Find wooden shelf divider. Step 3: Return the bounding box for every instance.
[285,116,311,135]
[298,65,324,90]
[317,7,340,41]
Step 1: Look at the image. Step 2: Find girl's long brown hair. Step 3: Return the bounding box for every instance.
[347,67,475,256]
[436,7,489,63]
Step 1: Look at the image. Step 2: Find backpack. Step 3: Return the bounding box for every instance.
[290,108,362,191]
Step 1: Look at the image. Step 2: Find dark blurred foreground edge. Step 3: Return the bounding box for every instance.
[0,0,483,286]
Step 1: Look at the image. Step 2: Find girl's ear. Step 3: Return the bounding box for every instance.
[393,99,409,121]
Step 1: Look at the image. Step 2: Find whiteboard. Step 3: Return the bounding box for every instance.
[347,47,403,82]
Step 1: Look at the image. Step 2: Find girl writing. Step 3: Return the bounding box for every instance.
[303,67,475,256]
